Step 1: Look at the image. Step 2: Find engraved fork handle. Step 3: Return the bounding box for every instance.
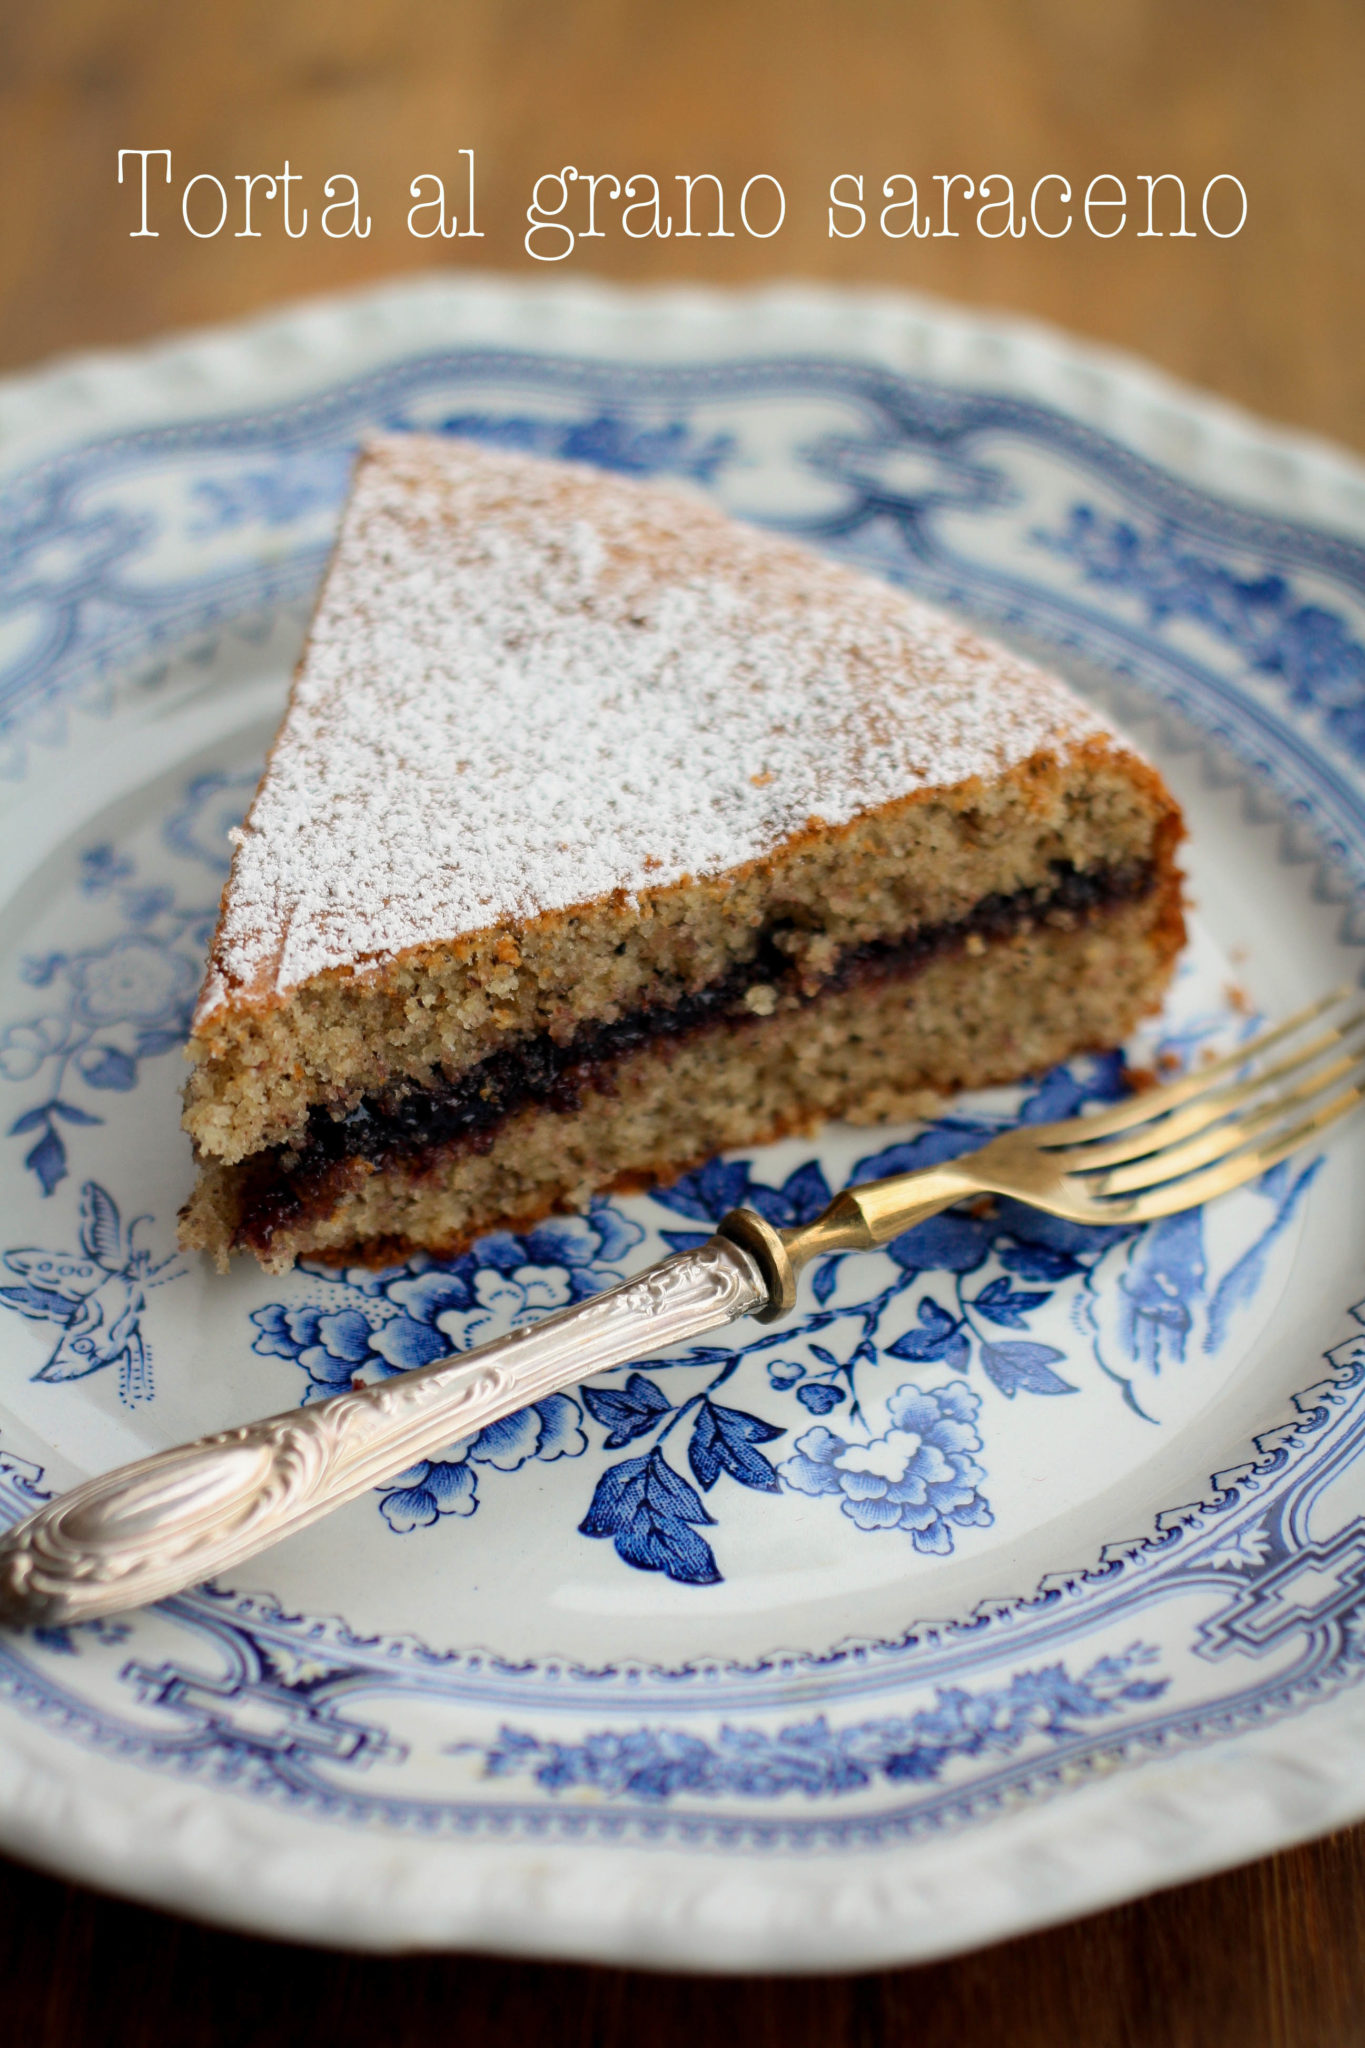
[0,1238,768,1629]
[0,1162,975,1631]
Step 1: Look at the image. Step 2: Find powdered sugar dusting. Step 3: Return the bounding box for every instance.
[202,436,1111,1011]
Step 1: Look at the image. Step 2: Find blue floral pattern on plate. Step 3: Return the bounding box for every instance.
[467,1642,1166,1800]
[0,285,1363,1968]
[2,845,215,1195]
[228,999,1316,1585]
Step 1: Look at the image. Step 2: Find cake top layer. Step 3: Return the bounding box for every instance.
[199,435,1113,1017]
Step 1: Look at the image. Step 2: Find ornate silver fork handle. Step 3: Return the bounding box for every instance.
[0,1239,770,1629]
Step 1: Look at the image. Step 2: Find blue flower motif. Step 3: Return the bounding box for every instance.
[77,845,134,895]
[259,1203,647,1396]
[378,1260,578,1371]
[471,1643,1167,1802]
[379,1394,587,1531]
[380,1457,478,1531]
[251,1303,374,1397]
[795,1381,845,1415]
[780,1381,991,1554]
[252,1208,635,1524]
[0,1021,57,1082]
[69,934,198,1027]
[239,1027,1304,1583]
[652,1156,834,1248]
[161,769,261,870]
[1037,504,1365,757]
[1,837,217,1194]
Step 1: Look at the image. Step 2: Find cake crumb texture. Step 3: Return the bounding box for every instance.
[180,898,1178,1272]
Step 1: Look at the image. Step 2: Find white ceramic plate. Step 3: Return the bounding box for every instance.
[2,277,1365,1972]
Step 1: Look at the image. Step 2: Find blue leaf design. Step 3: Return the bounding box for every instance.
[19,953,65,987]
[77,1046,138,1091]
[578,1447,720,1584]
[979,1342,1077,1397]
[133,1028,184,1058]
[1204,1159,1320,1353]
[995,1200,1129,1258]
[775,1160,833,1223]
[581,1372,672,1448]
[1018,1053,1128,1124]
[650,1157,754,1223]
[49,1101,102,1127]
[997,1241,1083,1281]
[886,1297,963,1361]
[852,1121,995,1183]
[658,1230,714,1256]
[884,1212,992,1275]
[648,1185,719,1223]
[811,1257,843,1305]
[25,1125,66,1197]
[8,1106,53,1135]
[971,1277,1052,1329]
[687,1400,783,1493]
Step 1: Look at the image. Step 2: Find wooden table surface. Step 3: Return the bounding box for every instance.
[2,4,1365,2042]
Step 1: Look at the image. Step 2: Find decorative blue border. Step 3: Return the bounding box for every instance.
[3,335,1365,1852]
[6,347,1365,879]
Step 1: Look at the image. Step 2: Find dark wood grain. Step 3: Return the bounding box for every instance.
[5,1823,1365,2048]
[1,3,1364,2040]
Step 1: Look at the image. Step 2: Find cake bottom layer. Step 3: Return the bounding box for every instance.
[181,899,1175,1272]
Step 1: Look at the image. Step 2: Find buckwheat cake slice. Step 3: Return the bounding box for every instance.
[178,434,1184,1273]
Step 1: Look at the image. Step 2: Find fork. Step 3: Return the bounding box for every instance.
[726,983,1365,1314]
[1,987,1360,1628]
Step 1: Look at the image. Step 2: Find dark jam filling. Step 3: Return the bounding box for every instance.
[235,857,1154,1253]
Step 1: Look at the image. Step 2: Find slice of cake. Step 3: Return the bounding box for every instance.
[179,435,1184,1273]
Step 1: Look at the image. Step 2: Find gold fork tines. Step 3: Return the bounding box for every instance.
[1069,1039,1365,1198]
[1038,993,1365,1204]
[1021,985,1356,1145]
[721,988,1365,1319]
